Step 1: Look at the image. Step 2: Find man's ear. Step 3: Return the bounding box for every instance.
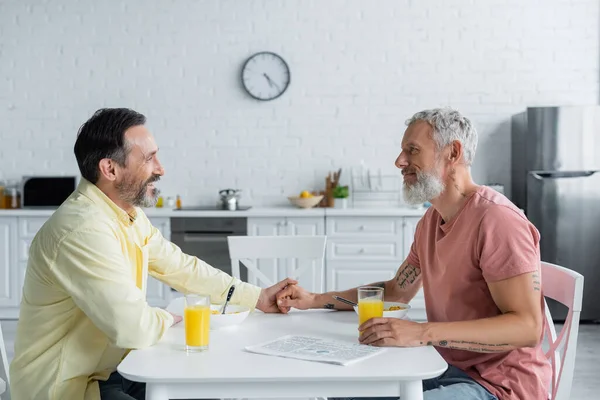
[449,140,463,164]
[98,158,118,182]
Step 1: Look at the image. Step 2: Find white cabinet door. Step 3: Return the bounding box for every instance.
[285,217,325,236]
[327,261,397,292]
[284,218,325,293]
[147,218,172,307]
[0,218,18,307]
[247,217,286,236]
[402,216,422,259]
[245,218,287,288]
[246,217,325,292]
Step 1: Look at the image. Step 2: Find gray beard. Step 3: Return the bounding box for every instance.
[134,187,158,208]
[402,170,445,205]
[117,177,159,208]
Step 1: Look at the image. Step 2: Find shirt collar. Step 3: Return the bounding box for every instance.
[77,178,138,227]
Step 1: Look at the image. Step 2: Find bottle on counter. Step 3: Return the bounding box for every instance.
[0,180,5,209]
[175,195,182,210]
[155,190,164,208]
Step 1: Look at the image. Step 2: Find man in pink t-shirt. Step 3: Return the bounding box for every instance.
[277,108,551,400]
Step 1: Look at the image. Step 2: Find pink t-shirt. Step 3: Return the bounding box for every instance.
[407,186,551,400]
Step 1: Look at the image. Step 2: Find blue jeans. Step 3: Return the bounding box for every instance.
[333,365,497,400]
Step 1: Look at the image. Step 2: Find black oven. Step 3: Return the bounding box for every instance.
[170,217,248,286]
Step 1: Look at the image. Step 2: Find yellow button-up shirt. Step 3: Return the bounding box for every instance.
[9,179,261,400]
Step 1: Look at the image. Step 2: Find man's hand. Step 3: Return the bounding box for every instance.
[359,317,426,347]
[276,284,317,310]
[168,311,182,326]
[256,278,298,314]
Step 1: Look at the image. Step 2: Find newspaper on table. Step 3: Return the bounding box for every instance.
[245,335,386,366]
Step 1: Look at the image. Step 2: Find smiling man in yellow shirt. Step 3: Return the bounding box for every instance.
[9,108,295,400]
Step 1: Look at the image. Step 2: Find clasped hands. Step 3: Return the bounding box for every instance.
[275,282,426,348]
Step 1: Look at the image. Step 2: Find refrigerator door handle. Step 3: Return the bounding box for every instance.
[529,170,598,180]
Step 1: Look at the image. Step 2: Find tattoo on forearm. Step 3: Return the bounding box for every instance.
[324,303,336,310]
[532,272,541,291]
[437,339,510,353]
[396,264,421,289]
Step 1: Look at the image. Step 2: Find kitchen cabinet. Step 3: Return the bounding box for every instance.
[146,217,173,307]
[246,217,325,293]
[0,218,18,309]
[325,216,427,321]
[247,217,325,236]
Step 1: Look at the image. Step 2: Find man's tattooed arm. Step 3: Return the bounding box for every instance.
[435,340,513,353]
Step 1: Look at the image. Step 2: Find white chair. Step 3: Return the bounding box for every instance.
[0,321,10,400]
[541,261,584,400]
[227,236,327,400]
[228,235,327,293]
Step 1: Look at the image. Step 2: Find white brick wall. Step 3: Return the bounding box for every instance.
[0,0,598,206]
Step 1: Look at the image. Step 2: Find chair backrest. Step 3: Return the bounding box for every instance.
[0,321,10,399]
[541,261,584,400]
[227,236,327,291]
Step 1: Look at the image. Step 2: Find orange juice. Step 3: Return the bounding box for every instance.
[358,298,384,325]
[184,305,210,348]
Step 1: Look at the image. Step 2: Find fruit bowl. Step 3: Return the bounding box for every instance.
[288,195,324,209]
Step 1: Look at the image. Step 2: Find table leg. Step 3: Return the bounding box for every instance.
[400,380,423,400]
[146,383,169,400]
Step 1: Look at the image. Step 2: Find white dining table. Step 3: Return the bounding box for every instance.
[118,309,448,400]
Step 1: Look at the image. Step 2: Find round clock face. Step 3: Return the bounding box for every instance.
[241,52,290,101]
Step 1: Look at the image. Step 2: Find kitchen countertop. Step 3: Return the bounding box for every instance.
[0,206,428,218]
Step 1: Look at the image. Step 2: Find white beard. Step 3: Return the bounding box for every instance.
[402,169,445,205]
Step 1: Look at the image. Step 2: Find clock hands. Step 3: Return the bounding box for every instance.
[263,73,281,91]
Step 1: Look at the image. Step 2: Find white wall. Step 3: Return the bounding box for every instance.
[0,0,598,206]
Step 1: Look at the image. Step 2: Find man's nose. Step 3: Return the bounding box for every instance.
[395,152,408,169]
[155,158,165,176]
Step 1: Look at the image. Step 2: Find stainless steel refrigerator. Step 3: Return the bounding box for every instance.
[511,106,599,322]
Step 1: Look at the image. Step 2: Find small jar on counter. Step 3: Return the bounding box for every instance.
[0,180,5,209]
[3,181,21,209]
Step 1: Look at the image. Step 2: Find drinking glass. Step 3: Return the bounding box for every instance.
[184,294,210,352]
[357,286,384,327]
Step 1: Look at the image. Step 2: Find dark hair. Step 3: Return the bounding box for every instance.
[74,108,146,184]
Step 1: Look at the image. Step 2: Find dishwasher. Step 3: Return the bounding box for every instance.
[170,217,248,284]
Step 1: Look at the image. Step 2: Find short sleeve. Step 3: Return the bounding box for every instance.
[477,206,541,282]
[406,216,424,268]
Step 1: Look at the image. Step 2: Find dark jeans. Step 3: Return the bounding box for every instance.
[98,371,145,400]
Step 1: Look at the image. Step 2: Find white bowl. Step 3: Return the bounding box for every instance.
[288,195,324,209]
[166,297,251,330]
[353,301,411,320]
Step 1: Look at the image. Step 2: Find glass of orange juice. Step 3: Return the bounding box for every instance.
[184,294,210,352]
[358,286,384,327]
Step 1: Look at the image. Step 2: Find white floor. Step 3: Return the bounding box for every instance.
[1,320,599,399]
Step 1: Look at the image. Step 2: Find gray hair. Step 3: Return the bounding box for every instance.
[405,108,478,166]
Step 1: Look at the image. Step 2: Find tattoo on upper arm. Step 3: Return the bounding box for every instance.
[396,264,421,289]
[324,303,336,310]
[437,340,510,353]
[532,272,541,291]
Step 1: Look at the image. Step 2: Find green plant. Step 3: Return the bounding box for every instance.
[332,185,349,198]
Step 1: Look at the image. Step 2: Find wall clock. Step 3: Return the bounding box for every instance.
[241,52,290,101]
